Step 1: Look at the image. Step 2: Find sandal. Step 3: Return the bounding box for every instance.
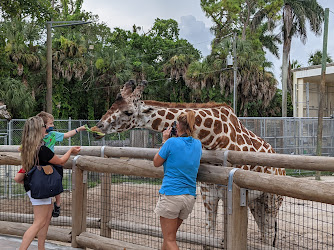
[52,202,61,217]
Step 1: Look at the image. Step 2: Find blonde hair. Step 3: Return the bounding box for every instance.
[36,111,54,125]
[21,116,45,172]
[177,111,196,137]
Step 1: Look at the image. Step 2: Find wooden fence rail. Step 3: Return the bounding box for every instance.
[1,146,334,249]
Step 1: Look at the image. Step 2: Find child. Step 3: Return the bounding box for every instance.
[37,111,86,217]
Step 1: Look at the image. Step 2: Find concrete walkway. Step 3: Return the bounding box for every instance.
[0,235,82,250]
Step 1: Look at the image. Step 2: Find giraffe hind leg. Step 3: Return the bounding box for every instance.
[249,192,280,247]
[200,184,220,250]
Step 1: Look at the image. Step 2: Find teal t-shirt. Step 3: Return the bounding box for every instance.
[158,137,202,196]
[43,131,64,152]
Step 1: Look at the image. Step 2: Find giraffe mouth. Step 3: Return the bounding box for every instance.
[90,126,106,139]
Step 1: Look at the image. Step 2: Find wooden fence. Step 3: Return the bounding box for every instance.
[1,145,334,249]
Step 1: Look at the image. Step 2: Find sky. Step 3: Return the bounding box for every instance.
[82,0,334,89]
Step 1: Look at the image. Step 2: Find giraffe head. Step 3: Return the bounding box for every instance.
[0,102,12,121]
[93,80,153,138]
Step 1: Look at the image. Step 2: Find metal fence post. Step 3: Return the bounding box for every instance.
[68,117,72,146]
[8,120,12,146]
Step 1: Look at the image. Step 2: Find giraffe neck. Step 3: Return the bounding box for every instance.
[141,105,184,132]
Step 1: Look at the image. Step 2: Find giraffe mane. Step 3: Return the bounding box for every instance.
[143,100,232,109]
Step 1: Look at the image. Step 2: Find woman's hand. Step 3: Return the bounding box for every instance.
[71,146,81,155]
[162,128,171,143]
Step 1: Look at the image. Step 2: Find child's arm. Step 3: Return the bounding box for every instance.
[63,125,86,139]
[14,172,25,184]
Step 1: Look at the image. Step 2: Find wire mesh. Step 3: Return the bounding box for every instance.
[247,188,334,249]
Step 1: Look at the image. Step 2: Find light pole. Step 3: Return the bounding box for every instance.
[46,21,91,114]
[226,33,237,113]
[232,33,237,113]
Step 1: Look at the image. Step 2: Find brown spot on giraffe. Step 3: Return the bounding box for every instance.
[120,123,127,130]
[198,129,210,140]
[195,115,202,127]
[199,110,206,117]
[204,110,212,116]
[243,133,252,145]
[218,135,230,148]
[223,124,229,134]
[152,118,162,131]
[229,123,236,142]
[237,134,245,145]
[212,108,219,118]
[204,118,213,128]
[251,138,262,150]
[203,135,214,146]
[213,120,222,135]
[157,110,165,116]
[166,112,175,120]
[169,109,178,113]
[221,114,228,122]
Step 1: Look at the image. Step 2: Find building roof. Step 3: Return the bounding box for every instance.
[292,63,334,84]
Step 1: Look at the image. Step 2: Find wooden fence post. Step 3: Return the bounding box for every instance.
[101,172,111,237]
[226,169,248,250]
[71,156,87,248]
[100,146,112,238]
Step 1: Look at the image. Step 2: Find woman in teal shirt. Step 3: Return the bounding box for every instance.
[153,111,202,250]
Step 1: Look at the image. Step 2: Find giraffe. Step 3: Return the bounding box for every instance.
[0,102,12,120]
[92,80,285,247]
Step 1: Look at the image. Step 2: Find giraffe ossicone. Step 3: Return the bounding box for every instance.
[93,80,285,247]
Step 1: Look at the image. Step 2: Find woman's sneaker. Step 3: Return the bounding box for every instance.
[52,202,61,217]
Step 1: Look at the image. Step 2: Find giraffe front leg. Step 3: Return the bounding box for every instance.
[200,183,220,250]
[249,192,282,247]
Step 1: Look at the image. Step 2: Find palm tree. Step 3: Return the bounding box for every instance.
[308,50,332,65]
[281,0,324,116]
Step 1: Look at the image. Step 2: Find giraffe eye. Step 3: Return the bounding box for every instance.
[124,111,133,116]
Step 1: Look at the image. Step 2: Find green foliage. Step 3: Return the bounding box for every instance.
[308,50,333,66]
[0,77,35,118]
[0,0,290,119]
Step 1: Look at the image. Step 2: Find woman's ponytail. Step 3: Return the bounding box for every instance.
[177,110,196,137]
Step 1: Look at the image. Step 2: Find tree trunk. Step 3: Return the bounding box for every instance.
[282,5,293,117]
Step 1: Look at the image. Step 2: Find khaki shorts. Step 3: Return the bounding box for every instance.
[154,194,196,220]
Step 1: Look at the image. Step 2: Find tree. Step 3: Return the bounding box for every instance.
[281,0,324,117]
[0,77,35,117]
[308,50,332,65]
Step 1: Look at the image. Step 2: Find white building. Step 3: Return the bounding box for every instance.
[292,63,334,117]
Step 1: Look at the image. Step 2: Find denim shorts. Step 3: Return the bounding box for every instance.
[154,194,196,220]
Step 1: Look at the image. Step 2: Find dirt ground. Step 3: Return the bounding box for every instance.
[1,175,334,249]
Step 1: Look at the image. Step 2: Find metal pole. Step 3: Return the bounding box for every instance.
[233,33,237,113]
[46,22,52,114]
[315,7,329,180]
